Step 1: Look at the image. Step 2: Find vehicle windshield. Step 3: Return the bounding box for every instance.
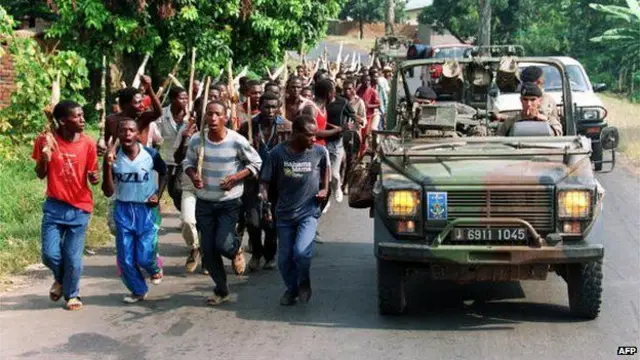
[520,64,589,92]
[432,47,469,59]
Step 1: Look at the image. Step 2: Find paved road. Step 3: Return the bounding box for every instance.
[2,42,640,360]
[1,167,639,360]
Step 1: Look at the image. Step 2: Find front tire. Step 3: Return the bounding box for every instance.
[566,261,603,319]
[377,259,407,315]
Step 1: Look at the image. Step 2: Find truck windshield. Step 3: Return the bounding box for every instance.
[522,65,589,92]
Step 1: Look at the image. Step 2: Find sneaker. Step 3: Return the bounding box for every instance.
[201,263,209,275]
[123,293,147,304]
[248,256,261,272]
[232,248,246,275]
[206,294,230,306]
[298,280,312,304]
[335,187,344,203]
[150,270,163,285]
[185,249,200,273]
[279,290,297,306]
[263,259,276,270]
[322,199,331,214]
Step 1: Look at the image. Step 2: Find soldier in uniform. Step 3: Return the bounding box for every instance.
[497,82,563,136]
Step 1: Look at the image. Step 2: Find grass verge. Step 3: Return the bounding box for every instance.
[600,93,640,162]
[0,127,112,277]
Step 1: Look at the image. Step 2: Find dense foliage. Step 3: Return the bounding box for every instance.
[40,0,343,81]
[420,0,640,101]
[0,7,89,157]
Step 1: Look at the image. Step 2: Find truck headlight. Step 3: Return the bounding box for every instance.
[582,110,599,121]
[558,190,591,219]
[387,190,420,217]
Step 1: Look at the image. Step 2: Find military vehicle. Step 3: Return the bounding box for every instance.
[366,55,619,318]
[372,35,413,67]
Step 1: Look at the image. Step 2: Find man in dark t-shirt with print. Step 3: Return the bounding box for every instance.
[260,115,330,306]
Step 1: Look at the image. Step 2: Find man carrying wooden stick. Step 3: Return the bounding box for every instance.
[239,92,291,272]
[33,100,100,311]
[237,79,262,127]
[100,75,162,155]
[155,86,189,210]
[183,101,262,305]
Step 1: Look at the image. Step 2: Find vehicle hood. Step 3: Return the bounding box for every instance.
[383,154,595,187]
[495,91,604,112]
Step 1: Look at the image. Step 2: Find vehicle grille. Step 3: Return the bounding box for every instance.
[443,187,554,245]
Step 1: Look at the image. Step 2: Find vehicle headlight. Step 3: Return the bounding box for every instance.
[582,110,599,121]
[558,190,591,219]
[387,190,420,217]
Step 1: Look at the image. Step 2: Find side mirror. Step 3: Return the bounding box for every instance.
[601,127,619,150]
[592,83,607,93]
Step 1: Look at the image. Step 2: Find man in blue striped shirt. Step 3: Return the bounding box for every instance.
[183,101,262,306]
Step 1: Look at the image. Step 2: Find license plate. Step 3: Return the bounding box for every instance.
[451,228,527,241]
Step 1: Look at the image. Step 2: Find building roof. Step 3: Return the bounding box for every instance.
[405,0,433,11]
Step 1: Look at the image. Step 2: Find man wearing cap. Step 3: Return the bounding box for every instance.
[519,66,559,123]
[497,82,563,136]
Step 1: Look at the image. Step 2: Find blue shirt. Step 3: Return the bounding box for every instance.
[112,144,167,203]
[260,143,328,221]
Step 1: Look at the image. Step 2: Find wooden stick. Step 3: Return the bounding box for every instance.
[97,55,107,150]
[168,74,184,88]
[196,75,205,99]
[156,53,184,98]
[247,95,253,145]
[131,53,151,89]
[280,52,288,119]
[227,60,237,130]
[196,76,211,179]
[42,70,61,158]
[186,47,197,122]
[265,66,273,79]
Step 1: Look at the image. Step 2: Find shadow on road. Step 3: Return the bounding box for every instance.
[1,239,589,332]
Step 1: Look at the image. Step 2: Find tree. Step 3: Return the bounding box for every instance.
[340,0,386,39]
[589,0,640,99]
[5,0,342,111]
[0,6,89,155]
[386,0,395,34]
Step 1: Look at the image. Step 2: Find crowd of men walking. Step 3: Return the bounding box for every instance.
[32,59,395,310]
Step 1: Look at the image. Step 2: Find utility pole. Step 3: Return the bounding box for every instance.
[386,0,395,35]
[477,0,491,54]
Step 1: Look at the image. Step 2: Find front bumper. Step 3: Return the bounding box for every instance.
[376,242,604,265]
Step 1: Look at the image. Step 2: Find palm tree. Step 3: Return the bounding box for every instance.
[589,0,640,97]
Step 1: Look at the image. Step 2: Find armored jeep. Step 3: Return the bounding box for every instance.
[369,56,620,318]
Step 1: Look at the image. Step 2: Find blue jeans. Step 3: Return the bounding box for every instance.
[114,202,161,296]
[196,198,242,297]
[276,215,318,294]
[41,198,90,300]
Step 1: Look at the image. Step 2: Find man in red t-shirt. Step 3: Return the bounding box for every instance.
[32,100,99,311]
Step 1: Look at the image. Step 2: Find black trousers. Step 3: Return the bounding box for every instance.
[195,198,242,297]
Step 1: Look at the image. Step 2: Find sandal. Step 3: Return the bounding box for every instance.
[206,294,230,306]
[65,297,83,311]
[49,282,62,302]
